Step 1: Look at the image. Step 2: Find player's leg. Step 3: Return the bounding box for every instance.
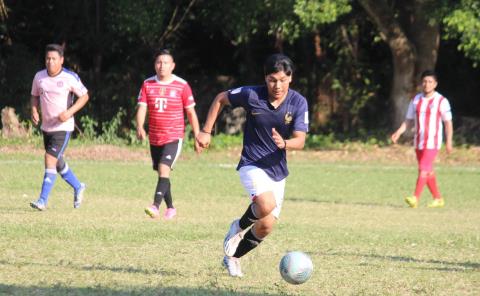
[145,140,181,219]
[223,166,285,276]
[145,144,164,218]
[54,132,86,208]
[424,149,445,207]
[31,132,60,210]
[405,149,427,208]
[159,139,182,219]
[223,212,276,278]
[233,212,276,258]
[232,178,285,258]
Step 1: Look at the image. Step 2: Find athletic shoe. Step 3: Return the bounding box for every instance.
[222,256,243,277]
[427,198,445,208]
[74,183,86,209]
[404,196,418,208]
[145,205,160,218]
[30,201,46,211]
[164,207,177,220]
[224,219,243,257]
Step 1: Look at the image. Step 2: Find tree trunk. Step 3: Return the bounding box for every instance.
[409,3,440,84]
[359,0,417,128]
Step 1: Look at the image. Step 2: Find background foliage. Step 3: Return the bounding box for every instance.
[1,0,479,141]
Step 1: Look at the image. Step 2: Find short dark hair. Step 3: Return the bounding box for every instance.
[264,54,294,76]
[45,44,64,57]
[421,70,437,81]
[154,49,174,61]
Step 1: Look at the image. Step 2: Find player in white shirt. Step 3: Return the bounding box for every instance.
[391,70,453,208]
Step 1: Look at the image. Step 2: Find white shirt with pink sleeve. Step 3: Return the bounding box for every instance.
[406,91,452,150]
[31,68,88,132]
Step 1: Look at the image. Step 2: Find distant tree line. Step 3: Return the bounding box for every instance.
[1,0,479,140]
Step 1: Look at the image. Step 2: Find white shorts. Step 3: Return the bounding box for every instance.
[238,165,286,218]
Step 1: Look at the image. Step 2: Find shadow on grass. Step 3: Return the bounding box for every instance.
[0,260,178,276]
[0,284,283,296]
[288,196,404,208]
[322,251,480,272]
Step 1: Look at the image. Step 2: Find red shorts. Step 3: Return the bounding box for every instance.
[415,149,438,172]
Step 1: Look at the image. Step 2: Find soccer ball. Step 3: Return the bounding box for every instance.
[279,251,313,285]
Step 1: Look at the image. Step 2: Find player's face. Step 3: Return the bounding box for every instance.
[45,51,64,76]
[421,76,437,96]
[265,71,292,101]
[155,54,175,80]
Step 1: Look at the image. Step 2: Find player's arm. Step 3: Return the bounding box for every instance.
[31,95,40,126]
[444,119,453,154]
[196,91,230,148]
[185,106,202,153]
[391,119,414,144]
[58,93,89,122]
[272,129,306,150]
[136,104,147,140]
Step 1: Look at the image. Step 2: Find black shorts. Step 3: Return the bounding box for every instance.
[150,139,183,171]
[43,131,71,159]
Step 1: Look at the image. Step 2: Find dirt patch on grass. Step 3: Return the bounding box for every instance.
[290,145,480,166]
[2,142,479,165]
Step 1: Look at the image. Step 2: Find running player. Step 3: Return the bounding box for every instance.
[391,70,453,208]
[196,54,309,277]
[30,44,89,210]
[136,49,201,220]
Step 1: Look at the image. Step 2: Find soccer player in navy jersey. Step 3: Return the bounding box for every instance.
[196,54,309,277]
[136,49,202,220]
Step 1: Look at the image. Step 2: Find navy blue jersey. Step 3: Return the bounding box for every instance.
[228,85,309,181]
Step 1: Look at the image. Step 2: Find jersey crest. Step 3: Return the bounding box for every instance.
[284,112,293,125]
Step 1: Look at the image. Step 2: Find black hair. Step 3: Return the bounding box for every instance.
[45,44,64,57]
[263,54,294,76]
[421,70,437,81]
[154,49,174,61]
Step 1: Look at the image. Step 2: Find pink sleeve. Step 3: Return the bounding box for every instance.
[70,76,88,97]
[31,74,39,96]
[183,83,195,108]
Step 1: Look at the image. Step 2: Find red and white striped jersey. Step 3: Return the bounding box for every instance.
[406,91,452,150]
[137,75,195,146]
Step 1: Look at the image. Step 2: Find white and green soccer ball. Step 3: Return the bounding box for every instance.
[279,251,313,285]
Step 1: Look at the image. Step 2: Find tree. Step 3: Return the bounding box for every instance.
[443,0,480,66]
[358,0,441,128]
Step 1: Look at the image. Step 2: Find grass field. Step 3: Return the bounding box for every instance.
[0,145,479,295]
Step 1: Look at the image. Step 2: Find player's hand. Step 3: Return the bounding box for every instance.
[137,127,147,141]
[196,131,211,149]
[390,132,400,144]
[446,142,453,155]
[272,128,286,149]
[58,110,72,122]
[194,137,203,154]
[31,110,40,126]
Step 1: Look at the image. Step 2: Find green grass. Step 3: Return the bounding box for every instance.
[0,148,479,295]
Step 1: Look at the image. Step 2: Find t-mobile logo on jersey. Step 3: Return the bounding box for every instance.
[155,97,168,112]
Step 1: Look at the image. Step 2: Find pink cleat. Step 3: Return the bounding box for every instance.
[164,207,177,220]
[145,205,160,218]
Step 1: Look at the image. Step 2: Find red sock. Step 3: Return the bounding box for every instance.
[414,175,428,200]
[427,174,441,199]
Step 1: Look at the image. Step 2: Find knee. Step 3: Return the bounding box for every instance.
[255,197,276,217]
[56,158,66,172]
[419,170,429,178]
[254,220,275,238]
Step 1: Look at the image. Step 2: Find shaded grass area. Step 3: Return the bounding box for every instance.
[0,149,479,295]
